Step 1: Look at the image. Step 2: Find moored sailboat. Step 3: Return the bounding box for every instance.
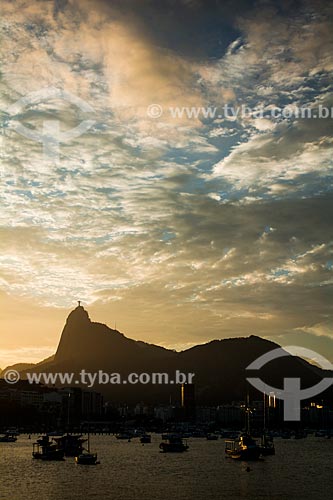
[259,392,275,456]
[259,433,275,456]
[225,396,261,460]
[75,429,99,465]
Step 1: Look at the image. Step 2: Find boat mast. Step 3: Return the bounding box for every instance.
[246,393,251,434]
[67,391,71,431]
[87,425,90,453]
[263,389,266,432]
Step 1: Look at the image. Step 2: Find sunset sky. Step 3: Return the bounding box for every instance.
[1,0,333,368]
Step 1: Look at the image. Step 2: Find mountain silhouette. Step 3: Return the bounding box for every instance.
[5,305,332,405]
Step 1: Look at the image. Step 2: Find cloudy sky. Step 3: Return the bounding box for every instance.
[0,0,333,367]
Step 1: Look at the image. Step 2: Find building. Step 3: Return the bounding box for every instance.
[196,406,217,423]
[60,387,104,422]
[154,405,176,423]
[217,404,242,426]
[180,383,196,420]
[82,390,104,418]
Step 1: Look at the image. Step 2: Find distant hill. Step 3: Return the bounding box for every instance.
[0,355,55,378]
[4,305,332,405]
[0,363,35,377]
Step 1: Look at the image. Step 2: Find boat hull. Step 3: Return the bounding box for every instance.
[75,453,99,465]
[225,434,261,461]
[0,436,17,443]
[140,436,151,444]
[159,443,189,453]
[32,450,65,461]
[226,448,261,460]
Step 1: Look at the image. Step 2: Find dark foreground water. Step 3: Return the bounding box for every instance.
[0,434,332,500]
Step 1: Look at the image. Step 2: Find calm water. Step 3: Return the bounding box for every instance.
[0,435,332,500]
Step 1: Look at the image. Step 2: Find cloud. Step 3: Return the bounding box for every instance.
[0,0,332,364]
[0,346,55,366]
[268,325,333,363]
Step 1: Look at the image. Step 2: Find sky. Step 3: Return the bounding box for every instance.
[0,0,333,368]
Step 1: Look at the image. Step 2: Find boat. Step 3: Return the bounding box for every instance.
[315,430,327,438]
[75,452,99,465]
[259,393,275,455]
[161,433,172,440]
[140,434,151,444]
[47,430,62,437]
[56,392,86,456]
[32,435,65,461]
[115,432,133,440]
[75,431,99,465]
[259,434,275,456]
[0,433,17,443]
[206,433,219,440]
[225,395,261,460]
[294,429,307,439]
[75,427,99,465]
[53,433,86,456]
[192,430,206,438]
[159,435,189,453]
[225,433,261,460]
[221,430,239,439]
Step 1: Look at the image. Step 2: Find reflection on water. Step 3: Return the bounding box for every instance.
[0,435,332,500]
